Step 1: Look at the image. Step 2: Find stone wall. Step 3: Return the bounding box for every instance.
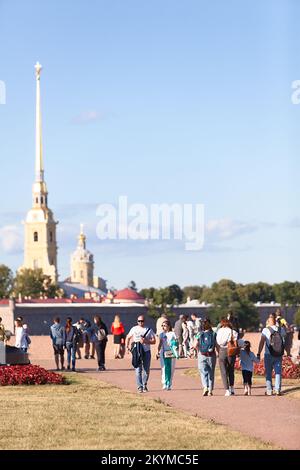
[10,303,297,335]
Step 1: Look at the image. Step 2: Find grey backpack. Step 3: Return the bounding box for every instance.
[268,327,284,357]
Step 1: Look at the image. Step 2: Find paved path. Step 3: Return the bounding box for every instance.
[30,336,300,450]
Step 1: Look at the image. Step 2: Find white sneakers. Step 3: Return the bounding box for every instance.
[225,390,231,396]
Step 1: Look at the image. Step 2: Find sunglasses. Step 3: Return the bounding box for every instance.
[138,320,144,323]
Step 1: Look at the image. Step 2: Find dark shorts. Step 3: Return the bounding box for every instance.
[242,370,253,386]
[113,334,122,345]
[53,344,64,355]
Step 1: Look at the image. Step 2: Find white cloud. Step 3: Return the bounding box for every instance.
[72,110,105,124]
[0,225,23,254]
[205,218,258,241]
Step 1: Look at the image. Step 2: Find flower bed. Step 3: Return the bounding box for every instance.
[235,356,300,379]
[0,365,66,386]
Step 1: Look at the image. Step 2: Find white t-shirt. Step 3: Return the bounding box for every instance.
[15,326,28,349]
[262,325,286,355]
[216,327,238,347]
[128,325,155,352]
[159,331,177,352]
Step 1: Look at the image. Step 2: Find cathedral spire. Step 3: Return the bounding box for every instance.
[20,63,58,283]
[35,62,44,183]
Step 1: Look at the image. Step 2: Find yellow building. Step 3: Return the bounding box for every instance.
[70,225,94,286]
[20,62,58,282]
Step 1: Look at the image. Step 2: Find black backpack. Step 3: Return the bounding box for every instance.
[73,327,83,344]
[268,327,284,357]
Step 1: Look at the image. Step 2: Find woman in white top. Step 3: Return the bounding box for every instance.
[14,319,29,352]
[216,318,238,396]
[157,320,179,390]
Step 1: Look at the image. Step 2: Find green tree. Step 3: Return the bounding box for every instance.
[0,264,14,298]
[13,268,61,299]
[238,282,275,303]
[183,285,204,302]
[139,287,156,300]
[273,281,299,305]
[294,308,300,327]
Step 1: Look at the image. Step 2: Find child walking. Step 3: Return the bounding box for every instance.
[240,340,260,395]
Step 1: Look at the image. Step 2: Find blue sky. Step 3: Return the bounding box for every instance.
[0,0,299,289]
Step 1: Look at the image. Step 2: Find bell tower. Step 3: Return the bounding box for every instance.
[20,62,58,282]
[71,224,94,286]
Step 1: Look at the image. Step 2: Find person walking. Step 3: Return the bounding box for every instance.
[157,320,179,390]
[257,313,286,396]
[126,315,156,393]
[92,315,108,371]
[111,315,125,359]
[155,313,168,338]
[65,317,80,371]
[83,320,96,359]
[73,318,85,359]
[50,317,66,371]
[174,315,187,358]
[182,319,190,358]
[194,319,216,396]
[0,318,6,343]
[239,340,259,396]
[216,318,239,396]
[14,319,29,353]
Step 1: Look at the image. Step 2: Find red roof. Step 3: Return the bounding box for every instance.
[114,288,144,301]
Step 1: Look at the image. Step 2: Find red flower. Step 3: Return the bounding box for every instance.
[235,357,300,379]
[0,365,66,386]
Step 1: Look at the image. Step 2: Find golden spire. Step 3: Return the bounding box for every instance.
[78,223,86,249]
[35,61,44,183]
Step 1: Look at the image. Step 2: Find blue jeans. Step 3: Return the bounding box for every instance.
[198,353,216,391]
[264,354,282,392]
[135,350,151,390]
[66,342,76,368]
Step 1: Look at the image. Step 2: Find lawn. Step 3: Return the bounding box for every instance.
[0,373,275,450]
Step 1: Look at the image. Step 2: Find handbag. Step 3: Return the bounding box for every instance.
[227,331,240,357]
[164,350,175,359]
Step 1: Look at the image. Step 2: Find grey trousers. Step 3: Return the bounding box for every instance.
[218,348,236,389]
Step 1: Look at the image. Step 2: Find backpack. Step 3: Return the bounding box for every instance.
[73,327,82,344]
[95,326,107,341]
[268,327,284,357]
[199,330,215,354]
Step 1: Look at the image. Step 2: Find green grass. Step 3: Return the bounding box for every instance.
[0,373,276,450]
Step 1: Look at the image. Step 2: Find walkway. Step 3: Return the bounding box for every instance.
[31,336,300,450]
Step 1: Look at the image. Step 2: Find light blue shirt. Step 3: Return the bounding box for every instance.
[240,350,259,372]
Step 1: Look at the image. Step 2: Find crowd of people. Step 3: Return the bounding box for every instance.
[125,310,297,397]
[0,309,298,398]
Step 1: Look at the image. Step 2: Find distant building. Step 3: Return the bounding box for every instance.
[112,288,145,305]
[70,225,94,287]
[19,63,108,293]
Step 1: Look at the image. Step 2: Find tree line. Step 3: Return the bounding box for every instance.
[1,264,300,329]
[139,280,300,330]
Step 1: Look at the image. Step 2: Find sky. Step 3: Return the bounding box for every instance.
[0,0,299,290]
